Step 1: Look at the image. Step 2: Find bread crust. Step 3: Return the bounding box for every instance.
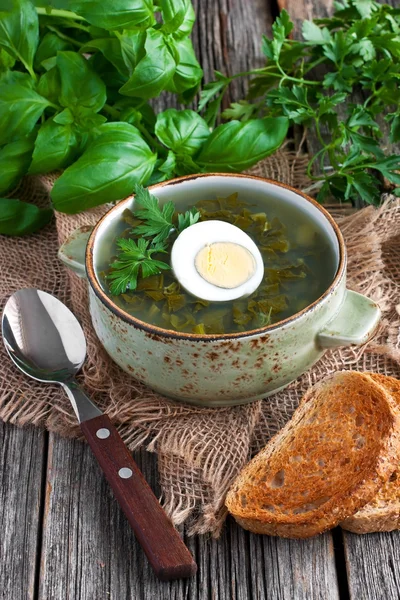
[340,374,400,534]
[226,372,400,538]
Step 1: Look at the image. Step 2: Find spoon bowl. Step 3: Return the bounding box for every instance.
[2,288,86,383]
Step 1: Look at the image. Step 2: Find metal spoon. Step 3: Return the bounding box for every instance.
[2,288,197,581]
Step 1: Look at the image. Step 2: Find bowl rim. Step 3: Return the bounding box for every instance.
[86,173,346,341]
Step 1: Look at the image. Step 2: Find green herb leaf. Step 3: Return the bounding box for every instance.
[147,150,177,184]
[198,71,231,112]
[132,184,175,244]
[53,107,74,125]
[177,207,200,232]
[80,37,129,78]
[0,46,15,72]
[348,172,381,205]
[67,0,155,30]
[118,30,147,76]
[0,0,39,77]
[0,198,52,236]
[51,122,157,213]
[264,9,293,61]
[354,0,376,19]
[0,132,35,195]
[36,66,61,105]
[107,237,170,295]
[119,29,176,99]
[302,21,332,45]
[0,82,50,145]
[165,37,203,99]
[57,51,107,116]
[221,100,259,122]
[29,117,78,174]
[160,0,195,38]
[371,155,400,185]
[390,115,400,144]
[155,108,209,155]
[34,32,71,71]
[197,117,289,172]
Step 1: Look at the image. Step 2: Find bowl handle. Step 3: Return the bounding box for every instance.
[58,225,93,279]
[317,290,381,349]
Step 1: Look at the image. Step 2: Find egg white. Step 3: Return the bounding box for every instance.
[171,220,264,302]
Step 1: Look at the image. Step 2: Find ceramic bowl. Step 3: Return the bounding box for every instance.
[59,173,380,407]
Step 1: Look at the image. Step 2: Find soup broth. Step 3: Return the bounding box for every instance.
[96,193,338,334]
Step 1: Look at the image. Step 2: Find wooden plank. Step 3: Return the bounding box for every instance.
[343,530,400,599]
[192,0,273,101]
[0,422,46,600]
[38,434,341,600]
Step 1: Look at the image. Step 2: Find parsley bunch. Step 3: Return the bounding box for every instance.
[200,0,400,205]
[107,185,200,294]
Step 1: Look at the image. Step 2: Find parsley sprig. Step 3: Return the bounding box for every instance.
[199,0,400,206]
[107,238,170,296]
[108,186,201,295]
[132,186,176,245]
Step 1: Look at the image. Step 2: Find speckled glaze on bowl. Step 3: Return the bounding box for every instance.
[59,173,380,407]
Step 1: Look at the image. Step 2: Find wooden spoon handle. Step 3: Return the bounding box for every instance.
[80,414,197,581]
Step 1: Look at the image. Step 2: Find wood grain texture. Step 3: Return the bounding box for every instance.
[0,422,46,600]
[37,434,341,599]
[192,0,273,102]
[343,530,400,600]
[80,414,196,581]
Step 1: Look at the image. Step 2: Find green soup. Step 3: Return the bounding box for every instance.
[96,193,337,334]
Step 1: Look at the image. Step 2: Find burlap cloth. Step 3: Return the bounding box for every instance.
[1,151,400,537]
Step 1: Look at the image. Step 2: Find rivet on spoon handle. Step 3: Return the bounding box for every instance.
[80,413,197,581]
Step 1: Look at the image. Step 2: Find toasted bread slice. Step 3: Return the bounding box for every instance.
[341,374,400,534]
[225,371,400,538]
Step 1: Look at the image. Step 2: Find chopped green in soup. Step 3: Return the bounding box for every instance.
[96,189,337,334]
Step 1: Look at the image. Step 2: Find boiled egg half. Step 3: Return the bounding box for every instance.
[171,220,264,302]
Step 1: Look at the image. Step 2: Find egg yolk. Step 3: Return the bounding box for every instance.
[195,242,256,289]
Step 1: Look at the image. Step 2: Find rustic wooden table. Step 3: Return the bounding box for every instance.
[2,1,400,599]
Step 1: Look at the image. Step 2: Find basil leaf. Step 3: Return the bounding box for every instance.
[0,69,34,86]
[119,30,146,75]
[37,66,61,104]
[0,83,50,145]
[57,51,107,116]
[29,117,78,174]
[196,117,289,172]
[34,32,71,70]
[147,150,176,184]
[0,47,16,72]
[0,133,35,195]
[165,38,202,98]
[0,198,52,235]
[160,0,195,38]
[53,107,74,124]
[80,37,128,77]
[51,122,157,213]
[119,101,156,131]
[67,0,155,30]
[155,108,209,155]
[88,52,128,104]
[119,29,176,99]
[0,0,39,76]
